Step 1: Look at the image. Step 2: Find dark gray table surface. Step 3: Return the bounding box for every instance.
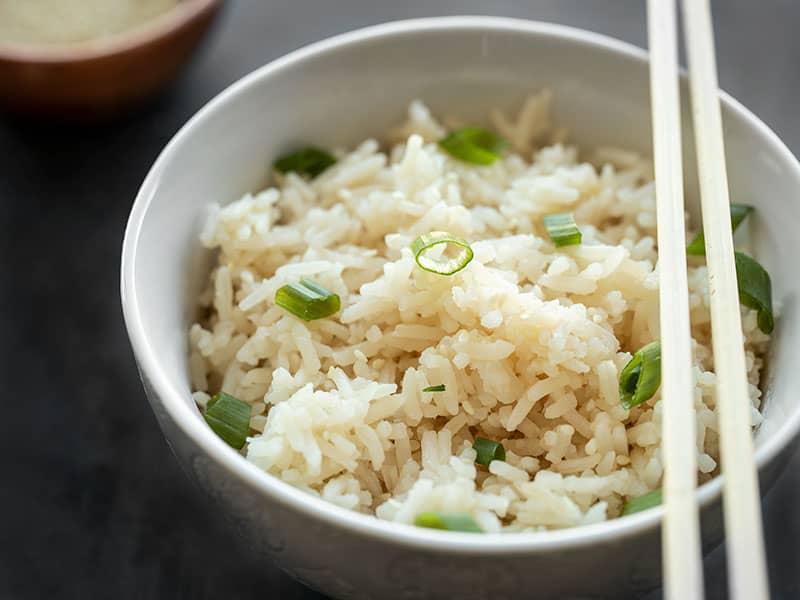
[2,1,798,598]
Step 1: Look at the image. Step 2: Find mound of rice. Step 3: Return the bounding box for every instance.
[189,91,770,532]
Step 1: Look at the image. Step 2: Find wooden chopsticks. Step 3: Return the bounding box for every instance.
[647,1,770,599]
[680,1,770,598]
[646,0,703,597]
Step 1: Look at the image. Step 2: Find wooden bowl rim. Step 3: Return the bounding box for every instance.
[0,0,221,64]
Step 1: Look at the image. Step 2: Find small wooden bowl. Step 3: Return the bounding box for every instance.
[0,0,223,119]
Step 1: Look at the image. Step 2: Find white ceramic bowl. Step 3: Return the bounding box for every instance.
[121,16,800,599]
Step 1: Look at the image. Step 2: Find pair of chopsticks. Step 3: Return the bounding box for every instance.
[647,1,769,599]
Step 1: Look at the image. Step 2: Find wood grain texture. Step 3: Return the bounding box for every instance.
[682,2,769,598]
[647,1,703,597]
[0,1,798,598]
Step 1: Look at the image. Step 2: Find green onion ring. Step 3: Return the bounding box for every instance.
[275,279,340,321]
[204,392,251,450]
[619,340,662,410]
[686,204,773,333]
[543,212,582,247]
[622,488,663,516]
[422,384,446,392]
[686,203,753,256]
[410,232,474,276]
[414,512,483,533]
[735,251,774,334]
[472,437,506,467]
[438,127,509,165]
[273,147,336,178]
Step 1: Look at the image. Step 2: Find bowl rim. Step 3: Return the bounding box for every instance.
[0,0,220,63]
[121,15,800,553]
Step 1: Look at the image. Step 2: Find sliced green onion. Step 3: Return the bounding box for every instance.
[275,279,340,321]
[410,231,474,276]
[204,392,251,450]
[735,251,774,334]
[273,147,336,178]
[423,384,446,392]
[621,488,663,516]
[619,340,661,410]
[684,203,773,334]
[414,512,482,533]
[473,437,506,467]
[543,212,582,247]
[438,127,509,165]
[686,203,753,256]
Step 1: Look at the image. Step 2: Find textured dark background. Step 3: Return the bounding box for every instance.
[1,1,798,598]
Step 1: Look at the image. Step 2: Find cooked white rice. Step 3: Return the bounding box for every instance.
[189,91,770,532]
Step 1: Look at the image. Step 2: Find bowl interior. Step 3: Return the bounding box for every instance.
[123,17,800,535]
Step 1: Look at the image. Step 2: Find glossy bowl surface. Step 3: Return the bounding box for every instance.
[0,0,222,117]
[121,17,800,599]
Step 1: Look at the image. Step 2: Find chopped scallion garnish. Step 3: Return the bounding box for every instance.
[473,437,506,467]
[438,127,508,165]
[544,212,582,247]
[619,341,661,409]
[686,203,753,256]
[273,147,336,178]
[621,488,663,516]
[735,251,774,334]
[275,279,340,321]
[685,203,773,334]
[204,392,251,450]
[423,384,446,392]
[410,231,474,276]
[414,512,482,533]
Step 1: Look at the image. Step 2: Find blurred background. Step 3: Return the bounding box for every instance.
[1,1,798,598]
